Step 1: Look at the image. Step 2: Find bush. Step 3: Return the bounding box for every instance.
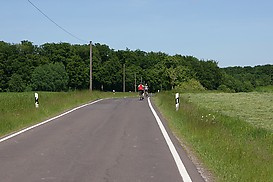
[217,84,235,93]
[174,79,205,92]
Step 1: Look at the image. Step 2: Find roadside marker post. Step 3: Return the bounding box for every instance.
[35,93,39,108]
[175,93,179,111]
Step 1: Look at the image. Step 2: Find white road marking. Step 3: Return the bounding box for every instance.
[148,97,192,182]
[0,99,103,143]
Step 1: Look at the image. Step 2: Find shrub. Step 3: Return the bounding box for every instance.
[217,84,234,93]
[174,79,205,92]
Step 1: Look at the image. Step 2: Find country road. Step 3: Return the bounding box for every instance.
[0,97,204,182]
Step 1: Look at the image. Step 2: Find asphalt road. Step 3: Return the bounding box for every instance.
[0,97,204,182]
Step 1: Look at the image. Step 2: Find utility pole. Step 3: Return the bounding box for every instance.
[123,64,125,92]
[90,41,92,91]
[134,72,136,92]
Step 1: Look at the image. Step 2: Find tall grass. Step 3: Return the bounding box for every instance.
[0,91,136,137]
[153,92,273,182]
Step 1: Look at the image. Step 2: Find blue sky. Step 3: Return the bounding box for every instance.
[1,0,273,67]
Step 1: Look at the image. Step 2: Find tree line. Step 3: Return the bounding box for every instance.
[221,65,273,92]
[0,40,272,92]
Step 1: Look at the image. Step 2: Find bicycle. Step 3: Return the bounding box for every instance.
[139,90,144,100]
[144,90,149,98]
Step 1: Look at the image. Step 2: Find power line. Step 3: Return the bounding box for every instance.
[27,0,86,43]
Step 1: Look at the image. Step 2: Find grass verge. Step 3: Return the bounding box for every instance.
[153,92,273,182]
[0,91,136,137]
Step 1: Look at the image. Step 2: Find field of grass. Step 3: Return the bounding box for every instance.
[0,91,136,137]
[153,91,273,182]
[184,92,273,131]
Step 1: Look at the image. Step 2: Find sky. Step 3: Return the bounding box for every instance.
[1,0,273,67]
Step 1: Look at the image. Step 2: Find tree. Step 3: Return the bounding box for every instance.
[1,40,271,93]
[8,74,25,92]
[165,66,193,89]
[221,72,254,92]
[0,41,18,91]
[221,64,273,91]
[194,60,222,90]
[31,63,68,91]
[66,56,89,90]
[95,56,122,91]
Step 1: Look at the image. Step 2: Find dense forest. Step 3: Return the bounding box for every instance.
[0,40,272,92]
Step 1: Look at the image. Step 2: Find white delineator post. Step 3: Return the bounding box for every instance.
[35,93,39,108]
[175,93,179,111]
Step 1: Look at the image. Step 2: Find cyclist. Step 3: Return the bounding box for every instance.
[137,83,144,100]
[144,83,149,97]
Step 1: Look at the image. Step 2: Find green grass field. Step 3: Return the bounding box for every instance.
[0,91,136,137]
[184,92,273,131]
[153,91,273,182]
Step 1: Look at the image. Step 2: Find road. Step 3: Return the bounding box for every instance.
[0,97,204,182]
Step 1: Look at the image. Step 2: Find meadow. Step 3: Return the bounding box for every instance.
[153,91,273,182]
[184,92,273,131]
[0,91,136,137]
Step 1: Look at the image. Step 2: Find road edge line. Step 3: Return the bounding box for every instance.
[0,99,103,143]
[148,97,192,182]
